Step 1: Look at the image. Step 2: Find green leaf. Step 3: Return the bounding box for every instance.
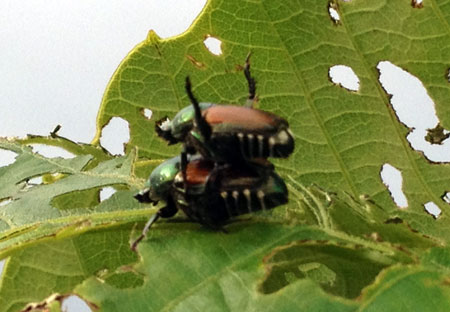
[95,0,450,238]
[0,225,139,312]
[75,224,360,312]
[0,138,146,256]
[359,265,450,312]
[2,0,450,311]
[259,241,397,299]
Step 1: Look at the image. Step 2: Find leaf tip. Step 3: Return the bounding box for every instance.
[146,30,162,45]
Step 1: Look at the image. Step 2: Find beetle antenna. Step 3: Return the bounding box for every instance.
[131,212,160,251]
[244,53,256,108]
[185,76,212,140]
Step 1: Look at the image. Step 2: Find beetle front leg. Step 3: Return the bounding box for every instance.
[131,212,160,251]
[130,198,178,251]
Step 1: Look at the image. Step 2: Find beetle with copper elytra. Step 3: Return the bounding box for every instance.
[131,56,293,250]
[131,155,288,250]
[155,56,294,164]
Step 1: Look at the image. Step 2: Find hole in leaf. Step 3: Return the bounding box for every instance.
[329,65,360,91]
[61,295,92,312]
[377,61,450,162]
[407,128,450,162]
[100,117,130,155]
[412,0,423,8]
[20,172,66,189]
[380,164,408,209]
[51,188,101,210]
[424,202,441,219]
[378,61,437,128]
[0,259,4,278]
[328,2,340,23]
[100,186,117,202]
[260,241,393,299]
[30,144,75,159]
[141,108,153,120]
[443,192,450,204]
[0,149,17,167]
[23,293,66,312]
[27,176,43,185]
[203,35,223,56]
[0,198,12,207]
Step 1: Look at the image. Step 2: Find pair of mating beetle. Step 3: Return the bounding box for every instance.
[131,56,294,250]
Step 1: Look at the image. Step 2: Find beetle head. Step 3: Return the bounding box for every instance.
[134,188,161,205]
[155,117,178,145]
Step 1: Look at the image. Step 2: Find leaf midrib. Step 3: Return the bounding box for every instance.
[257,1,360,198]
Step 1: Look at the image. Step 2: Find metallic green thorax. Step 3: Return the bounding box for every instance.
[147,156,181,201]
[171,102,213,140]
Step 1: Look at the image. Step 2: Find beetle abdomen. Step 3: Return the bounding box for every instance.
[179,169,288,227]
[202,127,294,160]
[218,185,288,219]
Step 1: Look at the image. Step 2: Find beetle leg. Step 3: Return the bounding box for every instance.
[131,212,160,251]
[185,76,212,141]
[244,53,257,108]
[181,146,188,196]
[131,199,178,251]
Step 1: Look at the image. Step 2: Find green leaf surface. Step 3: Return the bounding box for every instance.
[75,224,359,312]
[359,265,450,312]
[0,139,146,256]
[2,0,450,311]
[95,0,450,238]
[0,225,138,312]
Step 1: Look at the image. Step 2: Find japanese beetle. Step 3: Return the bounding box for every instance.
[131,155,288,250]
[155,56,294,163]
